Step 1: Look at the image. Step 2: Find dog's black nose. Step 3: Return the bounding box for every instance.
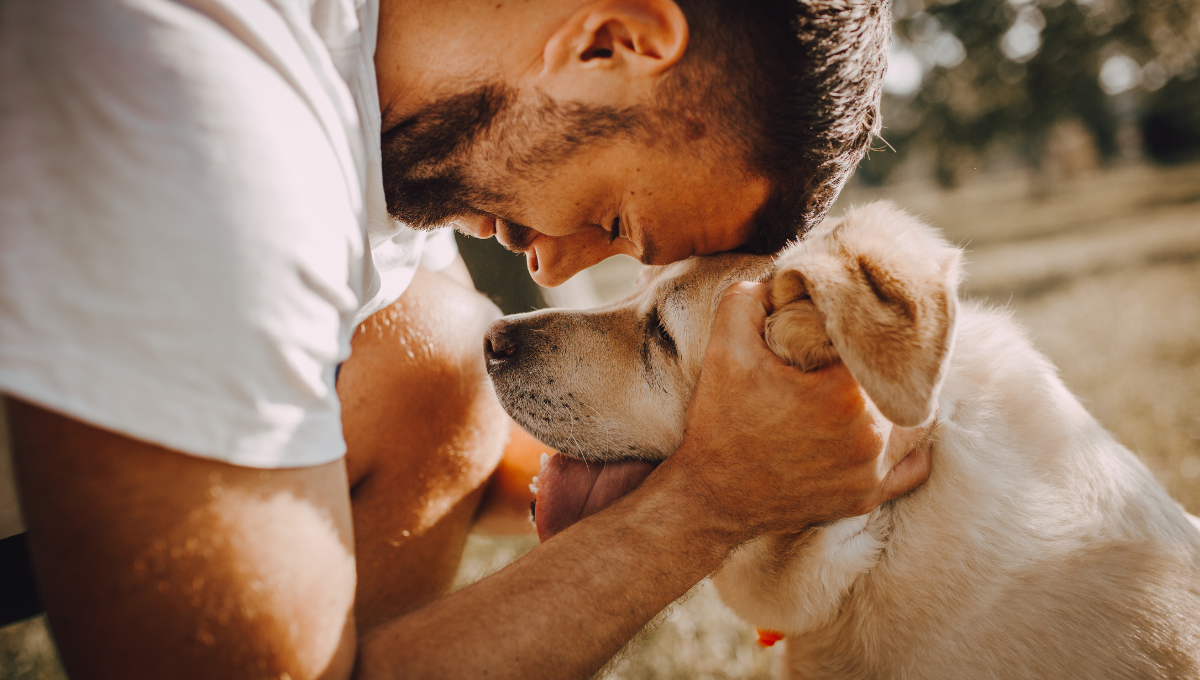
[484,321,522,366]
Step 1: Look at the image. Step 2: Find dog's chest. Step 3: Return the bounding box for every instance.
[712,508,891,637]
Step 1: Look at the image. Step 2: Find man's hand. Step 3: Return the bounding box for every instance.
[669,281,933,542]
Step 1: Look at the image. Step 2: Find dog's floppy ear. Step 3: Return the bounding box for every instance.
[765,202,961,427]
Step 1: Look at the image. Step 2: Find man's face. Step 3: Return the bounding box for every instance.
[381,85,772,286]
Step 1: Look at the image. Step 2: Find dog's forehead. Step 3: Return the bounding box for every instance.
[641,254,769,288]
[634,254,774,306]
[626,265,687,316]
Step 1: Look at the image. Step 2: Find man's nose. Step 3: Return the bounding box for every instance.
[526,232,635,287]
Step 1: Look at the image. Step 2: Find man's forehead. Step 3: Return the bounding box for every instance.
[646,253,775,296]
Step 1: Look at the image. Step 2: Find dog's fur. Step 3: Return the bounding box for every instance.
[486,202,1200,678]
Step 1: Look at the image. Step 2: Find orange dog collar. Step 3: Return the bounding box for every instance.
[756,628,785,647]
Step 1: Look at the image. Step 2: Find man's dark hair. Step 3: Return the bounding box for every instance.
[662,0,891,254]
[381,0,890,255]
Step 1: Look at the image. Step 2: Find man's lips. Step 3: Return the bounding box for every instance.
[453,213,497,239]
[534,453,659,541]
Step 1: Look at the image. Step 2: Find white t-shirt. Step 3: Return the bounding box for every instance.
[0,0,456,536]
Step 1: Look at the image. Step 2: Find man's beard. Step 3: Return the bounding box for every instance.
[380,84,512,230]
[381,83,646,232]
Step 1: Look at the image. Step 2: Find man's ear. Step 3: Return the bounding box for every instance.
[540,0,688,103]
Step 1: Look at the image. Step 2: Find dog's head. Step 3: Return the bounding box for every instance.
[484,252,774,463]
[485,202,961,468]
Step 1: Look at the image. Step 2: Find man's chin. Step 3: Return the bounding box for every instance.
[534,453,659,541]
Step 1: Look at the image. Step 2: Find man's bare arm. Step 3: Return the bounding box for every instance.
[10,398,731,680]
[9,398,359,680]
[9,283,928,680]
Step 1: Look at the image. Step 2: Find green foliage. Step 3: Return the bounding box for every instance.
[860,0,1200,185]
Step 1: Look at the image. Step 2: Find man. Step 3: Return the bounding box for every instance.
[0,0,928,678]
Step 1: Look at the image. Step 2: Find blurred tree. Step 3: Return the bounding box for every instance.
[1140,73,1200,163]
[858,0,1200,186]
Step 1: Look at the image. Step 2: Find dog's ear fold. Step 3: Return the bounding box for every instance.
[766,203,961,427]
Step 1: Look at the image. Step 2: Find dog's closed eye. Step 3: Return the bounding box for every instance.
[646,307,678,359]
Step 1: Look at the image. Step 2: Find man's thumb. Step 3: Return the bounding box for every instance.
[712,281,770,343]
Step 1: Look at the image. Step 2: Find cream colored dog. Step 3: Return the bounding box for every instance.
[484,202,1200,678]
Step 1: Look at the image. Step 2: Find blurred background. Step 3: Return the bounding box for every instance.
[4,0,1199,677]
[463,0,1200,675]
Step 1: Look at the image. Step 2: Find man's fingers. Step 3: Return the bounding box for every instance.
[698,279,934,517]
[711,282,770,343]
[884,420,933,468]
[793,360,858,400]
[705,284,869,425]
[880,439,932,503]
[878,414,936,503]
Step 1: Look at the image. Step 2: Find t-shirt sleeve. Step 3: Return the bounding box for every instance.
[0,0,365,468]
[419,228,461,272]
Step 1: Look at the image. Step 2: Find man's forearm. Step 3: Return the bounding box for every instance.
[355,451,739,680]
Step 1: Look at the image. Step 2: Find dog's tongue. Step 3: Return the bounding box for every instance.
[535,453,658,541]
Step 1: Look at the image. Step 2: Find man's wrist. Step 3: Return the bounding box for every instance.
[359,448,754,680]
[635,442,759,557]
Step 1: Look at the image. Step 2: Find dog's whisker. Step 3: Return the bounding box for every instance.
[579,399,616,455]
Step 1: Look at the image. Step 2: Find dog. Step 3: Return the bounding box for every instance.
[484,201,1200,678]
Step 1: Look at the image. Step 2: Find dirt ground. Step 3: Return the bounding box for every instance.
[3,162,1199,679]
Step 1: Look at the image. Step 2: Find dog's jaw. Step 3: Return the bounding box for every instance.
[485,308,690,463]
[488,363,686,463]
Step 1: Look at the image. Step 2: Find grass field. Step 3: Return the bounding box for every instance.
[4,162,1199,679]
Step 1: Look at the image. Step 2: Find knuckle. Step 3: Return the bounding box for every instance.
[851,497,878,516]
[847,469,881,500]
[852,480,876,503]
[719,281,764,307]
[724,280,759,296]
[846,439,881,467]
